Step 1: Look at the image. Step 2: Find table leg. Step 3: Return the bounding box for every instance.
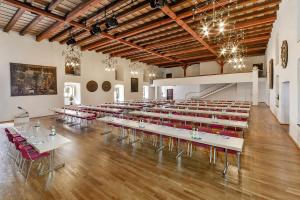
[101,122,112,135]
[223,149,229,175]
[176,139,183,159]
[156,135,164,152]
[39,150,65,176]
[237,152,241,170]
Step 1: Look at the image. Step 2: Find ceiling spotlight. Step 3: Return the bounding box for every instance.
[66,37,76,46]
[149,0,167,9]
[90,22,101,35]
[105,16,118,30]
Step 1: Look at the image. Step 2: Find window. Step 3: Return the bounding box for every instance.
[64,82,81,105]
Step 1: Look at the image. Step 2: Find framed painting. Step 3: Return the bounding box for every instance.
[10,63,57,96]
[131,78,138,92]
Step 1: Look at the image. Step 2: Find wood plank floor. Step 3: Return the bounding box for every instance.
[0,104,299,200]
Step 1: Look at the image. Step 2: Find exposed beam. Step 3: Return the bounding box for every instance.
[36,0,102,41]
[162,5,219,57]
[47,0,64,11]
[20,15,43,36]
[4,8,25,32]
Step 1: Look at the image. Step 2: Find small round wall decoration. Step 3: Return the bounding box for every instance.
[102,81,111,92]
[86,81,98,92]
[281,40,288,68]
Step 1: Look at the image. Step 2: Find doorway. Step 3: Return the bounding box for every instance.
[143,85,149,99]
[167,89,173,100]
[64,82,81,105]
[114,84,124,102]
[275,75,279,107]
[281,81,290,124]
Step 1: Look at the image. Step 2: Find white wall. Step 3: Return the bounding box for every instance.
[0,31,150,122]
[265,0,300,146]
[160,55,265,78]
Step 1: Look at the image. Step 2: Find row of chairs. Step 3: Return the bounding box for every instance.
[3,128,49,182]
[169,107,249,113]
[151,110,248,122]
[108,115,241,166]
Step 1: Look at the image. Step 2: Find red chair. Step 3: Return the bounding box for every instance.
[19,145,49,182]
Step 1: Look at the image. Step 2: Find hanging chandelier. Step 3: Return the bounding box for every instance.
[193,0,247,70]
[62,45,82,73]
[129,62,143,75]
[148,65,157,78]
[103,56,118,72]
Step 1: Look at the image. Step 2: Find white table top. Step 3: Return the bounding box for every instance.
[168,105,250,111]
[129,111,248,129]
[10,125,71,154]
[98,117,244,152]
[102,104,142,109]
[176,103,251,107]
[78,105,122,113]
[51,108,95,118]
[149,107,249,118]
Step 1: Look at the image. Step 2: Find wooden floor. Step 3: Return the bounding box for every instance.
[0,104,300,200]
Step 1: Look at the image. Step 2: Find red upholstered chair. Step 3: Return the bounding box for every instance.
[19,145,49,182]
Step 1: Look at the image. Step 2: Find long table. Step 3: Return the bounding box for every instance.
[51,108,95,119]
[176,103,251,107]
[167,105,250,112]
[101,104,142,110]
[78,105,123,114]
[9,125,71,176]
[98,116,244,174]
[149,107,249,118]
[129,111,248,129]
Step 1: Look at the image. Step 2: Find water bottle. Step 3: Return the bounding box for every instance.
[50,126,56,136]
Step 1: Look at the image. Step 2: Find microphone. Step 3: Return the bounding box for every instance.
[17,106,28,114]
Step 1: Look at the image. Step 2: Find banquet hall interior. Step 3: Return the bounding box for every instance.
[0,0,300,199]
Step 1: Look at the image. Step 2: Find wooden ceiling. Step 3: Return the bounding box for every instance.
[0,0,280,68]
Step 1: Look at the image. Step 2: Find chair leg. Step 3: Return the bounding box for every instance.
[25,160,33,182]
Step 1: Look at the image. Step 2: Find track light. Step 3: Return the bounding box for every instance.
[149,0,167,9]
[66,37,76,45]
[105,16,118,30]
[90,22,101,35]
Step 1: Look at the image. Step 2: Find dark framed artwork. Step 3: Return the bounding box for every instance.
[131,78,138,92]
[102,81,111,92]
[10,63,57,96]
[269,59,274,89]
[281,40,288,68]
[86,80,98,92]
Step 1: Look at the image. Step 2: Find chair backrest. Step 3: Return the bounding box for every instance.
[14,139,23,150]
[6,132,14,143]
[162,122,173,127]
[210,124,224,130]
[178,125,193,130]
[220,130,239,138]
[19,145,31,160]
[198,127,213,133]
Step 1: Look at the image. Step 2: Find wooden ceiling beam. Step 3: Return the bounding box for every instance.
[20,15,43,36]
[58,1,149,44]
[3,8,25,32]
[2,0,184,65]
[47,0,64,11]
[36,0,102,41]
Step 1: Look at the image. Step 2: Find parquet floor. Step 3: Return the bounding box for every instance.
[0,104,299,200]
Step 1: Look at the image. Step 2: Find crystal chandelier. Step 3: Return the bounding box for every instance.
[147,65,157,78]
[103,56,117,72]
[62,45,82,72]
[129,62,143,75]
